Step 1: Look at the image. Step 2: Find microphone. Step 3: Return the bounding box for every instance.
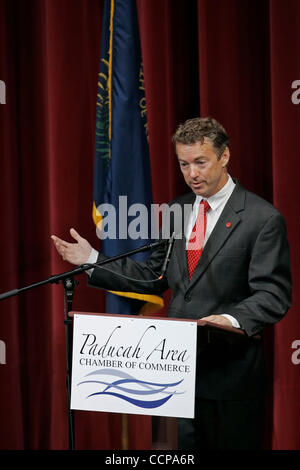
[79,237,173,285]
[158,232,175,280]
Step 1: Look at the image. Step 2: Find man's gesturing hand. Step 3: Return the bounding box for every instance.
[51,228,92,266]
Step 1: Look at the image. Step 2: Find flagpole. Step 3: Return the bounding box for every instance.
[121,414,129,450]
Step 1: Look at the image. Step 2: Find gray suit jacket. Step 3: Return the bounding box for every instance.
[89,181,292,399]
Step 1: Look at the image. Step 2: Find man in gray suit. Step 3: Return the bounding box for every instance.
[52,117,292,449]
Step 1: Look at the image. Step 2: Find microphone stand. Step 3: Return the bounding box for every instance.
[0,238,167,450]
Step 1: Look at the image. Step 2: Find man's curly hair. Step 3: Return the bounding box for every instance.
[172,117,229,158]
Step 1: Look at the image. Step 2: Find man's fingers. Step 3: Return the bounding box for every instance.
[202,315,220,323]
[201,315,231,327]
[51,237,66,258]
[51,235,70,253]
[70,228,82,243]
[51,235,67,247]
[51,230,91,266]
[51,235,61,244]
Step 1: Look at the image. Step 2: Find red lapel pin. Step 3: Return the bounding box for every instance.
[226,222,232,228]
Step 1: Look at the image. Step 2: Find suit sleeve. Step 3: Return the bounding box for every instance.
[230,213,292,336]
[87,239,169,295]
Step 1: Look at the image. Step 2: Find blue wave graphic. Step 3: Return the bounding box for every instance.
[77,368,185,409]
[77,380,183,396]
[87,391,173,409]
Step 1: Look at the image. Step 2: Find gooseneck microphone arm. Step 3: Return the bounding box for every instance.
[0,238,168,301]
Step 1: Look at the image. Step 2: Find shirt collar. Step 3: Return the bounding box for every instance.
[194,175,235,212]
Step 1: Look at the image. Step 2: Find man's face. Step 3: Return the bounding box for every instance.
[176,138,230,198]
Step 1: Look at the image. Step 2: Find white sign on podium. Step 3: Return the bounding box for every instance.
[70,314,197,418]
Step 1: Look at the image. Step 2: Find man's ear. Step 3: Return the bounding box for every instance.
[221,147,230,167]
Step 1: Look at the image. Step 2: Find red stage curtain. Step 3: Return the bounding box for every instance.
[0,0,300,450]
[268,0,300,450]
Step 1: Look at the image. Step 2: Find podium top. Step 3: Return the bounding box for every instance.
[68,311,261,340]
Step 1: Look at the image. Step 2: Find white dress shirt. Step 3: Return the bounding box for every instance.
[185,175,235,247]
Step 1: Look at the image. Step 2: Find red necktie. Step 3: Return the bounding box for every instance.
[187,200,210,279]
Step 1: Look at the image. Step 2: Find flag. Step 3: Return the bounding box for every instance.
[93,0,163,315]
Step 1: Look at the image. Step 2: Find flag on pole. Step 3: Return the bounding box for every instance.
[93,0,163,315]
